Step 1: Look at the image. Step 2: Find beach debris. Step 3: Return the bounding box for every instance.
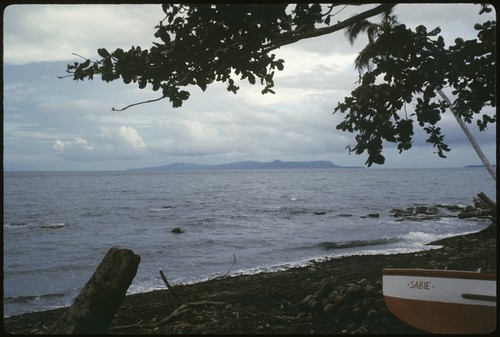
[150,270,229,329]
[157,254,237,308]
[48,247,140,334]
[160,270,186,304]
[214,254,237,280]
[459,192,496,222]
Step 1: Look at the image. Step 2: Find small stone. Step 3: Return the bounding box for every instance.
[323,303,335,316]
[362,297,374,308]
[373,298,386,309]
[366,308,378,319]
[337,305,351,318]
[347,283,362,296]
[377,307,391,318]
[298,295,314,311]
[314,289,325,299]
[327,290,338,303]
[352,306,364,318]
[310,300,322,312]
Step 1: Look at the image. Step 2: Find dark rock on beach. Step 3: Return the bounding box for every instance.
[3,224,495,334]
[171,227,184,234]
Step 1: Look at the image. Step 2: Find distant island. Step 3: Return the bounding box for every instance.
[127,160,361,171]
[464,164,496,168]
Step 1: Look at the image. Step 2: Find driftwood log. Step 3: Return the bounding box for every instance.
[458,192,496,221]
[48,247,140,334]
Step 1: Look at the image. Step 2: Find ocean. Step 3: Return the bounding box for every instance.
[3,167,495,317]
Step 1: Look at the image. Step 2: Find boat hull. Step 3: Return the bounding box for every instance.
[383,268,496,334]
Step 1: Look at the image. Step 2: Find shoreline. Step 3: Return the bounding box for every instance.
[3,225,496,334]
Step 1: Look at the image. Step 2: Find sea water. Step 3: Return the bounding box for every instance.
[3,167,495,317]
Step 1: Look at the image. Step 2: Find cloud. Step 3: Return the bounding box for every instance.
[100,126,146,151]
[394,4,495,44]
[3,4,163,65]
[53,136,94,152]
[53,126,147,161]
[52,136,96,161]
[4,4,497,171]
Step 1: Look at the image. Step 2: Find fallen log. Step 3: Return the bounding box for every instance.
[460,193,496,222]
[458,208,495,219]
[48,247,141,334]
[477,192,496,210]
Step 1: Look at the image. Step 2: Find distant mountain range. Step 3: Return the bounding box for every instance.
[127,160,360,171]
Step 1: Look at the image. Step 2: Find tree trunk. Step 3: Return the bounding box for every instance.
[48,247,141,334]
[437,89,496,180]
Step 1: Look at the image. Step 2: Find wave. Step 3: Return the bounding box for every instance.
[399,231,443,243]
[319,237,399,250]
[318,231,450,251]
[5,222,67,229]
[149,206,175,212]
[4,222,30,229]
[4,292,67,304]
[40,223,66,229]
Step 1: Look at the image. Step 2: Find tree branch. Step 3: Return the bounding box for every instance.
[159,270,186,304]
[112,96,167,111]
[214,254,236,280]
[261,4,396,53]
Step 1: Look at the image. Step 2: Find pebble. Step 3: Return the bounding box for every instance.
[297,278,393,332]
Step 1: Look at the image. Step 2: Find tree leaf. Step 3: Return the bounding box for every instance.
[98,48,110,58]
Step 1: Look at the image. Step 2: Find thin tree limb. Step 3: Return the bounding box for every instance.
[159,270,186,304]
[224,254,236,278]
[112,96,167,111]
[215,254,236,280]
[153,301,228,327]
[109,319,144,331]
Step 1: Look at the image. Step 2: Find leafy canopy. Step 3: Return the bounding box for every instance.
[335,15,496,165]
[62,4,495,166]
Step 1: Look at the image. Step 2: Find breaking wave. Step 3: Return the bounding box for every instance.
[4,222,66,229]
[319,237,399,250]
[4,292,67,304]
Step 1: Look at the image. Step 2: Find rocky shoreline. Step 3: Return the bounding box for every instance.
[3,223,495,334]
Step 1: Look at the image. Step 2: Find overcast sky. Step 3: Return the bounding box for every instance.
[3,4,496,171]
